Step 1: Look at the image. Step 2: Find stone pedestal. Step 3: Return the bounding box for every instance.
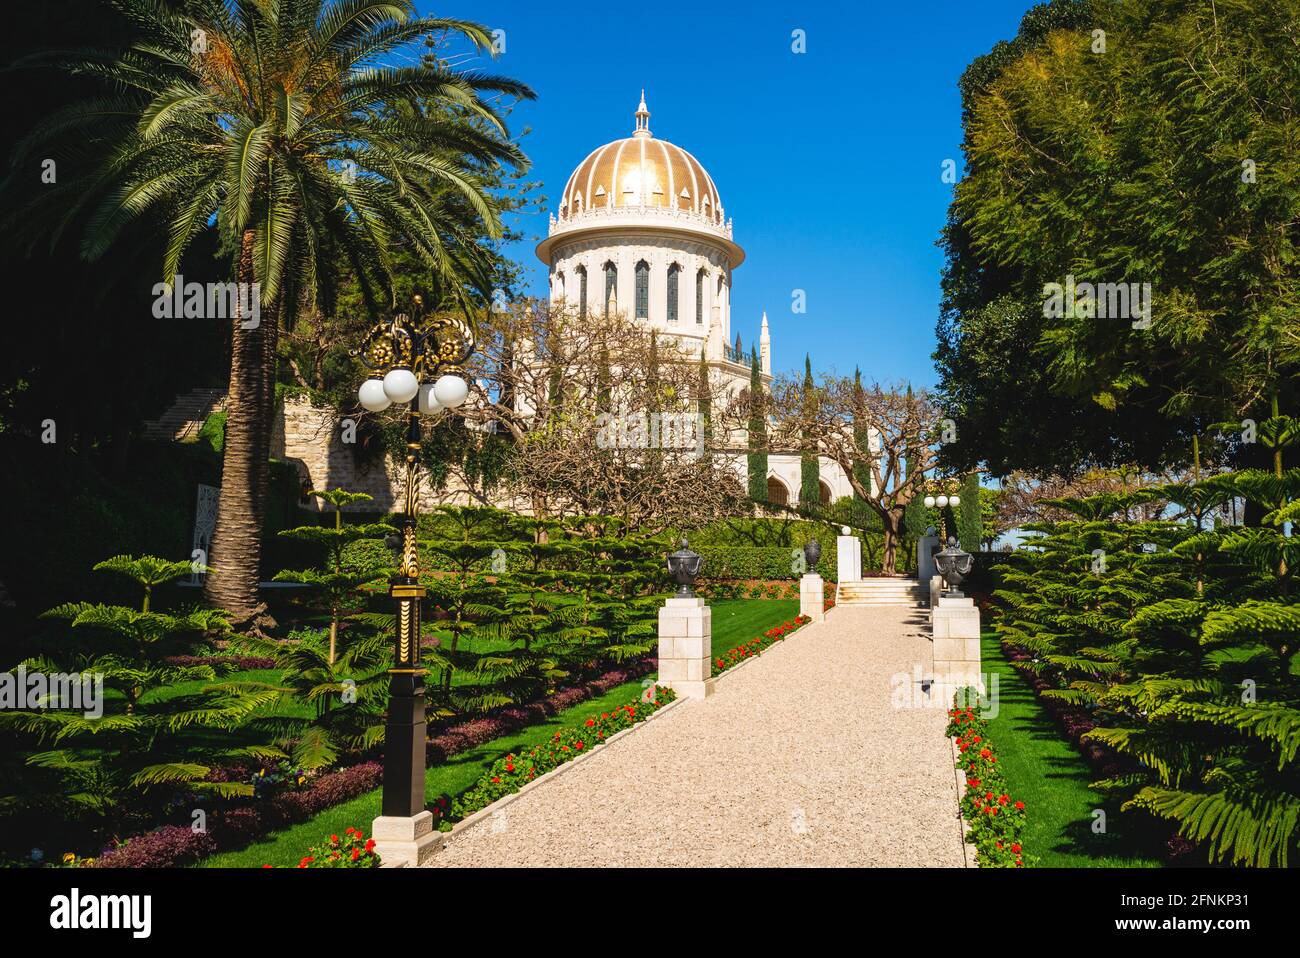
[658,596,714,699]
[799,572,825,622]
[929,574,943,610]
[372,810,441,867]
[917,534,940,581]
[931,595,983,699]
[836,534,862,583]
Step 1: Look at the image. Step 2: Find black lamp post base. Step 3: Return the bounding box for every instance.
[381,671,427,818]
[372,670,441,866]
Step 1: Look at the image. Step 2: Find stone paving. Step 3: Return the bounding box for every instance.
[427,604,967,867]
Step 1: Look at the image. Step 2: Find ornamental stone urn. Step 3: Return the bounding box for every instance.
[933,537,974,595]
[666,538,703,597]
[803,539,821,570]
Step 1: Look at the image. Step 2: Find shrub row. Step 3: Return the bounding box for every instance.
[445,686,678,824]
[948,694,1032,868]
[713,615,813,674]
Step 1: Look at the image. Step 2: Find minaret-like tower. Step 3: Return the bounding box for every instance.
[760,311,771,375]
[633,90,651,138]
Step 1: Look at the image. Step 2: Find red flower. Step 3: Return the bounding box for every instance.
[979,748,992,759]
[351,847,361,861]
[575,742,584,750]
[366,839,376,852]
[491,776,501,783]
[585,719,595,727]
[1014,801,1024,810]
[330,834,339,843]
[263,864,273,868]
[1011,843,1021,854]
[998,794,1009,805]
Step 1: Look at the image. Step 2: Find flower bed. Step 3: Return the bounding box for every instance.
[713,615,812,674]
[446,686,678,824]
[268,826,380,869]
[948,693,1032,868]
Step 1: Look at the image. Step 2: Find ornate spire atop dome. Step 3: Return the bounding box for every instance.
[633,90,651,138]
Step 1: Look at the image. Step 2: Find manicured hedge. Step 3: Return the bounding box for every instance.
[696,546,839,581]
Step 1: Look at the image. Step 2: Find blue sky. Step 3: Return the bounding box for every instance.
[428,0,1041,387]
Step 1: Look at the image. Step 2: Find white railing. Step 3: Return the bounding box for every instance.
[549,204,734,241]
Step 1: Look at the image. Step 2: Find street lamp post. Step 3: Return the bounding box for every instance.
[356,296,473,864]
[923,490,962,542]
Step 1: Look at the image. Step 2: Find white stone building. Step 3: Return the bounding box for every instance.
[536,94,855,508]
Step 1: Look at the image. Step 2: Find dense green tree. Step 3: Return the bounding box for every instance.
[936,0,1300,477]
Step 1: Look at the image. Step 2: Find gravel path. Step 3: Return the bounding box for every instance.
[427,605,966,868]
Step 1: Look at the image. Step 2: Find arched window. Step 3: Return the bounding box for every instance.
[666,264,680,324]
[819,480,832,506]
[696,269,706,325]
[604,261,617,314]
[576,265,587,319]
[766,476,789,507]
[635,260,649,319]
[555,271,565,300]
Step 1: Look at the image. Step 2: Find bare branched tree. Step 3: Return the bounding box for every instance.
[764,373,939,573]
[460,300,746,533]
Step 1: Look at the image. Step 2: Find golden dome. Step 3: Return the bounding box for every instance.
[557,97,724,224]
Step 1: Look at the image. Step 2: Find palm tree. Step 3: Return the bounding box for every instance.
[8,0,533,623]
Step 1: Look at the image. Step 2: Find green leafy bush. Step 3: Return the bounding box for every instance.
[990,423,1300,867]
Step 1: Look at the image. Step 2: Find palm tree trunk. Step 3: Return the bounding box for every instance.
[204,230,281,624]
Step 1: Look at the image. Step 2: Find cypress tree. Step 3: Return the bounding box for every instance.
[851,367,873,497]
[958,472,982,551]
[800,354,820,510]
[747,347,768,502]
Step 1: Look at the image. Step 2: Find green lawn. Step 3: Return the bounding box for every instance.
[980,632,1162,868]
[710,598,798,655]
[201,599,797,867]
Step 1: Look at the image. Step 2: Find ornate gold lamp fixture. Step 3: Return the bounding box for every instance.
[354,295,473,822]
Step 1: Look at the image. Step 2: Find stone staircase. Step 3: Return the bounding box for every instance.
[141,388,227,442]
[836,577,928,607]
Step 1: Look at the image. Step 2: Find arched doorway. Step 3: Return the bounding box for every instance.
[766,475,790,507]
[819,480,832,506]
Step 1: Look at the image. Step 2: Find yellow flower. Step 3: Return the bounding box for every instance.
[62,853,75,864]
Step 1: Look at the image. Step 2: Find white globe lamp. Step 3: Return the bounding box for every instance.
[382,367,419,404]
[950,495,961,508]
[936,495,949,508]
[358,378,391,412]
[924,495,936,508]
[417,382,442,416]
[433,373,469,409]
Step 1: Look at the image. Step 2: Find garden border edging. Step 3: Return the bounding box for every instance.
[398,694,691,864]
